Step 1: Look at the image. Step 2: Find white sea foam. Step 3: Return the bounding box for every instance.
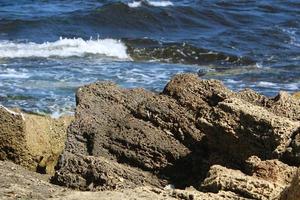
[148,0,173,7]
[225,79,241,84]
[0,105,25,120]
[128,0,173,8]
[285,83,299,90]
[0,69,30,79]
[0,38,130,59]
[128,1,142,7]
[282,28,300,47]
[255,63,263,68]
[256,81,299,90]
[257,81,277,87]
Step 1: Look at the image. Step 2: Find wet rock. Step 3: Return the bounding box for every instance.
[0,105,72,174]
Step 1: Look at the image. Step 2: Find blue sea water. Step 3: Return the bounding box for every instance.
[0,0,299,115]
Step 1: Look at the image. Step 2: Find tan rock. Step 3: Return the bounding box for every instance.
[201,165,285,200]
[0,160,65,199]
[292,92,300,100]
[0,106,72,174]
[169,188,251,200]
[245,156,297,185]
[197,97,300,164]
[54,188,252,200]
[0,160,248,200]
[269,92,300,121]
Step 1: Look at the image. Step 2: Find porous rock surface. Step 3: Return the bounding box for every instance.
[0,106,72,174]
[0,160,65,200]
[201,165,286,200]
[0,160,249,200]
[279,168,300,200]
[292,92,300,100]
[52,73,300,199]
[53,152,166,190]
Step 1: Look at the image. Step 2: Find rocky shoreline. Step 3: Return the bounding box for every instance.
[0,73,300,200]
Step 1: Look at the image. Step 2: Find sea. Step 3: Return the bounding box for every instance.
[0,0,299,116]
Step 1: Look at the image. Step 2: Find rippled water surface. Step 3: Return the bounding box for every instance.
[0,0,299,115]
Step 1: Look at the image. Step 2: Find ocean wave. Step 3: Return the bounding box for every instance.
[0,38,129,59]
[125,39,255,67]
[255,81,299,91]
[128,0,174,8]
[0,68,30,79]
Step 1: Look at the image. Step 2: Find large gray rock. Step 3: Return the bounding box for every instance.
[68,83,191,170]
[53,73,300,193]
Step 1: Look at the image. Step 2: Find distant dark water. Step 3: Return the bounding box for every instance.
[0,0,299,116]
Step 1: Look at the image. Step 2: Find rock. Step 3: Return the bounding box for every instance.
[293,92,300,100]
[0,160,247,200]
[237,88,269,107]
[0,105,72,174]
[169,187,252,200]
[52,153,166,191]
[244,156,297,186]
[163,73,233,110]
[279,168,300,200]
[2,73,300,199]
[53,186,178,200]
[268,92,300,121]
[54,73,300,192]
[53,186,251,200]
[68,82,190,170]
[283,128,300,165]
[163,74,300,165]
[238,90,300,121]
[201,165,285,200]
[197,97,299,165]
[0,160,65,199]
[54,81,195,189]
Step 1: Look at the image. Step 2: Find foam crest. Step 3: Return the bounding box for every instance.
[128,0,173,8]
[128,1,142,7]
[148,0,173,7]
[0,38,129,59]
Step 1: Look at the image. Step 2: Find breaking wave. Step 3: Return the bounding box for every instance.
[0,38,130,59]
[128,0,174,8]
